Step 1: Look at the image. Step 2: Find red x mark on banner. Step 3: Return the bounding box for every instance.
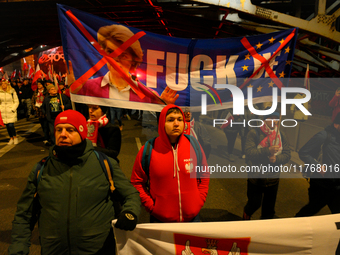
[66,10,147,99]
[239,28,296,90]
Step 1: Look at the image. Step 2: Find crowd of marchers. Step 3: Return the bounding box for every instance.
[1,76,339,254]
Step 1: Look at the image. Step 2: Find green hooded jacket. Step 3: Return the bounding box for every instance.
[9,139,141,255]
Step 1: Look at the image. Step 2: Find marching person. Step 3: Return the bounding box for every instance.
[8,109,141,255]
[32,80,51,146]
[295,112,340,216]
[243,111,291,220]
[87,105,121,162]
[42,84,71,144]
[0,80,19,145]
[131,105,210,223]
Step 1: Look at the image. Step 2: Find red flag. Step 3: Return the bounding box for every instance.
[0,111,5,127]
[28,66,34,78]
[0,67,3,73]
[304,64,310,90]
[18,70,21,78]
[10,69,16,79]
[42,70,49,80]
[32,64,42,91]
[23,58,28,71]
[220,112,234,129]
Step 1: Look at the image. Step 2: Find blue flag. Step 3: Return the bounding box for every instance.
[57,4,298,111]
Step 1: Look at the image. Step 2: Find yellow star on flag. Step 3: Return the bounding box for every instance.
[248,84,253,88]
[285,46,290,53]
[257,86,263,92]
[242,65,249,71]
[279,71,285,78]
[268,37,275,43]
[286,60,292,65]
[256,42,263,49]
[268,81,274,87]
[279,38,285,44]
[244,53,251,60]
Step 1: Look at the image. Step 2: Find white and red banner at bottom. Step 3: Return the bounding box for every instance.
[113,214,340,255]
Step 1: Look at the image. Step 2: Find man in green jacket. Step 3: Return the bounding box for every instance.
[8,109,141,255]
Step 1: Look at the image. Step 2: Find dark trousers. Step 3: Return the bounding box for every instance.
[244,180,279,219]
[224,131,238,154]
[48,121,55,144]
[110,107,123,126]
[295,179,340,217]
[6,123,16,137]
[39,117,50,141]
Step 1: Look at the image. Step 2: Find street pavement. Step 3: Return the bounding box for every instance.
[0,115,331,254]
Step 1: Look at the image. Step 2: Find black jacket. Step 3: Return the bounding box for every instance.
[96,123,122,162]
[42,94,72,122]
[299,125,340,190]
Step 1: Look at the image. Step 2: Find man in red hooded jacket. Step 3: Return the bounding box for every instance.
[131,105,210,223]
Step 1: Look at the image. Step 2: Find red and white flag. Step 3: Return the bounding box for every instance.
[32,65,42,91]
[220,112,234,129]
[54,73,61,93]
[10,69,16,79]
[23,58,29,71]
[18,70,21,78]
[28,65,34,78]
[48,65,53,80]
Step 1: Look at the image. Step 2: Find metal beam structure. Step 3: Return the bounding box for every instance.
[194,0,340,44]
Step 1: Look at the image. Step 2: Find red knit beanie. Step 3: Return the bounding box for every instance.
[54,110,88,140]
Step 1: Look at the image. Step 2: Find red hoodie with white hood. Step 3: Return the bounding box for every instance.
[131,105,210,222]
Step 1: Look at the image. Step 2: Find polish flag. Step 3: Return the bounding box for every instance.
[18,70,21,78]
[220,112,234,129]
[23,58,29,71]
[48,65,53,80]
[54,73,61,94]
[32,65,42,91]
[10,69,16,79]
[28,65,34,78]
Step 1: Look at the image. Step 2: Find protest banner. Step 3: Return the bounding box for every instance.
[113,213,340,255]
[57,4,297,111]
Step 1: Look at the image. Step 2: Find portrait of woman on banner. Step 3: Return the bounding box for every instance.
[69,24,178,105]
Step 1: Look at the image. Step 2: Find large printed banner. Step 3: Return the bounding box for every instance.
[113,214,340,255]
[57,4,297,111]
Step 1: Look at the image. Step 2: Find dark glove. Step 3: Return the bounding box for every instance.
[115,212,137,231]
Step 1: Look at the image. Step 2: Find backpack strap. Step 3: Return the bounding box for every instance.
[34,156,49,186]
[94,150,115,193]
[141,135,203,179]
[33,156,50,197]
[184,134,202,166]
[141,137,156,178]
